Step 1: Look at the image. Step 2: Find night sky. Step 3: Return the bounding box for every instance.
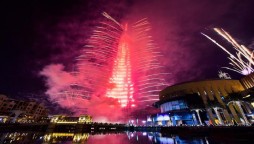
[1,0,254,105]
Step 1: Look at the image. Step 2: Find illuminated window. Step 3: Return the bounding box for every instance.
[251,102,254,108]
[160,100,188,112]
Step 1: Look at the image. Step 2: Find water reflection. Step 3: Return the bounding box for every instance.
[0,131,252,144]
[43,133,89,143]
[0,132,44,143]
[87,133,129,144]
[127,132,209,144]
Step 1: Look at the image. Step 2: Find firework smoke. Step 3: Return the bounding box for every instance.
[41,12,168,121]
[124,0,236,84]
[39,0,239,121]
[202,28,254,75]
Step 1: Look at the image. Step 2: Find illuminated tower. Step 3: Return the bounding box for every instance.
[54,12,168,112]
[75,12,168,109]
[106,25,135,107]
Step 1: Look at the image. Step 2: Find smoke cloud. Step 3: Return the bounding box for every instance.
[124,0,235,84]
[40,64,126,122]
[38,0,254,121]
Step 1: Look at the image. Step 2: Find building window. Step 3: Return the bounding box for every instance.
[160,100,188,113]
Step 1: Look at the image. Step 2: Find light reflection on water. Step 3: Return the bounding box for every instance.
[0,131,252,144]
[0,131,210,144]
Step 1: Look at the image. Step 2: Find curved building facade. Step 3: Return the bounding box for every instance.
[150,79,254,126]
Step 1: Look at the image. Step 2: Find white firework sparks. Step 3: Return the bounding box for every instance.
[202,28,254,75]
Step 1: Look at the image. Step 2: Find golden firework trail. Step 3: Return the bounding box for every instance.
[202,28,254,75]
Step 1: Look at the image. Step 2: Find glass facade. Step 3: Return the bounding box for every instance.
[160,100,188,113]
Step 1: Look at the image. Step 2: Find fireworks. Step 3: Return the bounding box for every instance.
[202,28,254,75]
[47,12,168,113]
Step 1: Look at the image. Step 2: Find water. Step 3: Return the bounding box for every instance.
[0,131,253,144]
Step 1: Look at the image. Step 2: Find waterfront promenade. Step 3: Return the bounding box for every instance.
[1,122,254,137]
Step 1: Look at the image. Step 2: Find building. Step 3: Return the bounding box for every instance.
[150,78,254,126]
[50,115,92,124]
[0,95,48,123]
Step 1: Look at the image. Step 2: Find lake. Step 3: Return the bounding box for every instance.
[0,131,253,144]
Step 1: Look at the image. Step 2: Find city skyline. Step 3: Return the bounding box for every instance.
[1,0,254,117]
